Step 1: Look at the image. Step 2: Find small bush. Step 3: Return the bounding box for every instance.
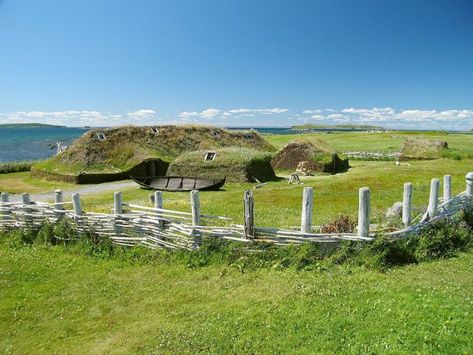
[321,214,356,233]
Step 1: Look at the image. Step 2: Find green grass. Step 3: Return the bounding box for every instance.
[0,172,75,194]
[1,239,473,353]
[266,131,473,158]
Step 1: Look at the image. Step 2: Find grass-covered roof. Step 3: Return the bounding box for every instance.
[34,125,275,174]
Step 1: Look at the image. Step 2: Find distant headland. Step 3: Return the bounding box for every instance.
[291,123,386,131]
[0,123,67,129]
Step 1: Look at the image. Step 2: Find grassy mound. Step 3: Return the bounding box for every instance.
[33,125,275,176]
[400,139,448,160]
[167,147,276,182]
[271,139,349,173]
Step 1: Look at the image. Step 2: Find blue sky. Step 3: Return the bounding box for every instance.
[0,0,472,129]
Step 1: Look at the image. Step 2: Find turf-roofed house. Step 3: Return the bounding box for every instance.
[32,125,277,184]
[270,140,349,174]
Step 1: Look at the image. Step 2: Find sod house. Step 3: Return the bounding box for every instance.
[270,141,349,174]
[32,125,276,183]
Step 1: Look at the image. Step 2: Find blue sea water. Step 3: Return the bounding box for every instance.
[0,127,88,162]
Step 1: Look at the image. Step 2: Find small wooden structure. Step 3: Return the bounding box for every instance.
[131,176,226,191]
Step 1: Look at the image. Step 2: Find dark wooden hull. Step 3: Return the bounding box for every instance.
[131,175,226,191]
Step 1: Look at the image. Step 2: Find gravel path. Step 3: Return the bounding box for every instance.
[9,180,137,202]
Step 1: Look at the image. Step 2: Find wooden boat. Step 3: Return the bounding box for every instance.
[130,175,226,191]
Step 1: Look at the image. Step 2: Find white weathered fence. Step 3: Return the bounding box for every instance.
[1,172,472,249]
[344,151,401,160]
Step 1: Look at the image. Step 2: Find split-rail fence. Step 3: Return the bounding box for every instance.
[1,172,473,250]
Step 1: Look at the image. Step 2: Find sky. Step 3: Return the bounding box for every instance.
[0,0,472,129]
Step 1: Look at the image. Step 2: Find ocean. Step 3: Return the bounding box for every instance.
[0,126,294,163]
[0,126,89,162]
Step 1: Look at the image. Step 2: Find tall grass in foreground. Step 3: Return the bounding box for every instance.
[0,161,33,174]
[3,209,473,272]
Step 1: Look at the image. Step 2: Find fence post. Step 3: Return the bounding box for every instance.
[54,190,63,217]
[113,192,123,237]
[190,190,201,227]
[244,190,255,238]
[154,190,164,229]
[402,183,412,227]
[427,178,440,218]
[1,192,10,222]
[466,172,473,197]
[300,187,314,233]
[443,175,452,203]
[72,193,83,217]
[190,190,201,248]
[21,193,32,227]
[113,191,123,214]
[357,187,370,238]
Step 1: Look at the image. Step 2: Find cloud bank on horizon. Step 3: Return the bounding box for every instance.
[1,107,472,130]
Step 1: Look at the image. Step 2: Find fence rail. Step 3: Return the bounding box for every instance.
[1,172,473,250]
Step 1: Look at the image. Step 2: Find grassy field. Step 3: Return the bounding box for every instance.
[1,241,473,354]
[2,131,473,353]
[266,130,473,158]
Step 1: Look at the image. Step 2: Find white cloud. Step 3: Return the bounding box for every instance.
[300,107,473,129]
[227,108,289,114]
[127,109,157,120]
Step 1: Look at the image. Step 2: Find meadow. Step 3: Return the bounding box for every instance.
[1,130,473,353]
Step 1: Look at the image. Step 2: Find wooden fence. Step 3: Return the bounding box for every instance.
[1,172,473,249]
[344,151,401,160]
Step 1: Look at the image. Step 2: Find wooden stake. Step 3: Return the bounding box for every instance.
[466,172,473,197]
[443,175,452,203]
[113,192,123,214]
[300,187,314,233]
[72,193,83,216]
[427,178,440,218]
[55,190,63,215]
[154,191,164,229]
[1,192,9,221]
[402,182,412,227]
[244,190,254,238]
[357,187,370,238]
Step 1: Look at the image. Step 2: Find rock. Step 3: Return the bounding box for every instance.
[386,201,403,218]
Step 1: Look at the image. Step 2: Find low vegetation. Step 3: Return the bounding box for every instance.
[0,161,32,174]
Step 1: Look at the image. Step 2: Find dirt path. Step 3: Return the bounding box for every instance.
[9,180,137,202]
